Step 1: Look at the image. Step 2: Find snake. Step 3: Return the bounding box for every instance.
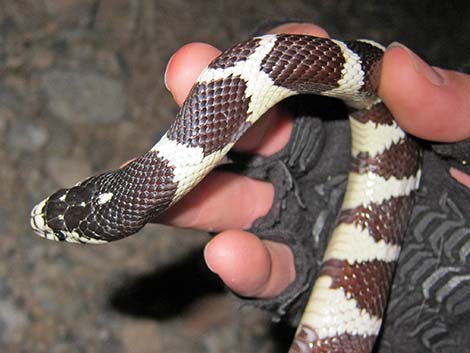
[30,34,422,353]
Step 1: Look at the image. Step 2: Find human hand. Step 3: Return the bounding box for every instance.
[159,22,470,299]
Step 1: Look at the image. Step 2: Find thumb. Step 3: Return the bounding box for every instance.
[378,43,470,142]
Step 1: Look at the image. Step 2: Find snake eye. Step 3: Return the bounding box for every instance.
[54,231,66,241]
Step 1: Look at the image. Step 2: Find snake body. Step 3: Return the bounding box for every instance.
[31,34,422,353]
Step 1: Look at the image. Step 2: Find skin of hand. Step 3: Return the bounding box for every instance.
[159,22,470,299]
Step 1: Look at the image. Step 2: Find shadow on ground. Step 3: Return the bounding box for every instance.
[109,247,225,319]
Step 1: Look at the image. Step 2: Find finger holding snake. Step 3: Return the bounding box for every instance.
[160,23,329,298]
[160,21,470,298]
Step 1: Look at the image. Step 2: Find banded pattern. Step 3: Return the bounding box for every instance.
[30,34,422,353]
[290,104,420,353]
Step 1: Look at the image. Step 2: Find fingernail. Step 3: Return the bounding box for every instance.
[203,242,217,273]
[163,52,176,91]
[388,42,445,86]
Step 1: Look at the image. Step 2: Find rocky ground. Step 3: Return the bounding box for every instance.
[0,1,469,352]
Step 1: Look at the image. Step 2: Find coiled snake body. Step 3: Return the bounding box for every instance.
[31,34,422,353]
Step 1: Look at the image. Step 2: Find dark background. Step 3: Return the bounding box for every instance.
[0,1,469,352]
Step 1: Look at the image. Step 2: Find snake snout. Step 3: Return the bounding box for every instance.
[30,198,48,235]
[30,185,105,244]
[30,196,66,242]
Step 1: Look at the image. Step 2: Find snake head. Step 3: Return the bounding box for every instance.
[31,149,181,244]
[30,185,109,244]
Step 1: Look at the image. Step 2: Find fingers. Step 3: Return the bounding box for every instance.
[203,230,296,298]
[379,43,470,142]
[158,171,274,231]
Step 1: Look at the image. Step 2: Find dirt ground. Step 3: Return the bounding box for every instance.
[0,1,469,352]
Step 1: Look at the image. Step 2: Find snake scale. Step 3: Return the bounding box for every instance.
[31,34,422,353]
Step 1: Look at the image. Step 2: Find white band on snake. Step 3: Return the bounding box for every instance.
[30,34,422,353]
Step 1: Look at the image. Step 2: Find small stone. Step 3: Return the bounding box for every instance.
[182,295,234,336]
[0,298,28,343]
[96,49,122,76]
[120,319,162,353]
[0,109,9,135]
[44,118,75,159]
[41,69,126,125]
[0,85,19,136]
[7,118,48,155]
[0,84,21,113]
[0,208,8,234]
[31,48,54,70]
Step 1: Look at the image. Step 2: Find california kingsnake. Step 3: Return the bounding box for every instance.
[30,34,422,353]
